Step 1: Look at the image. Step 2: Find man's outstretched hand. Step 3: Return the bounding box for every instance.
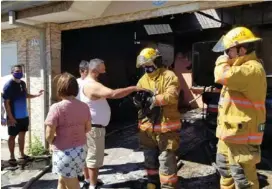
[36,90,44,97]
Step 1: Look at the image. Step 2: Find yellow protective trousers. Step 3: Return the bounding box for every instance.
[138,130,180,189]
[216,140,261,189]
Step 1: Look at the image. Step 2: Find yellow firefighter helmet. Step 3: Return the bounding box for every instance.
[212,26,262,52]
[136,48,161,68]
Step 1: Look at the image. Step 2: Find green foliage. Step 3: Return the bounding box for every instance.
[28,136,47,156]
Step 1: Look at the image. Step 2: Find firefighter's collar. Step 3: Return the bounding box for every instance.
[146,68,164,80]
[232,51,258,66]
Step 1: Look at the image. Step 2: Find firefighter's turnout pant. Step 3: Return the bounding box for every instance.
[139,130,180,189]
[216,140,261,189]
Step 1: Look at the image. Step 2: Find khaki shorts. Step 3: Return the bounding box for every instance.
[86,127,106,168]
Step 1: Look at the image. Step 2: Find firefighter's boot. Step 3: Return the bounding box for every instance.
[147,183,157,189]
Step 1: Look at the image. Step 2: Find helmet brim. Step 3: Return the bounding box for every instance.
[212,36,262,52]
[136,54,161,68]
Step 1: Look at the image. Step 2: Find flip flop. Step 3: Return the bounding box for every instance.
[21,155,34,161]
[8,159,17,166]
[18,155,34,164]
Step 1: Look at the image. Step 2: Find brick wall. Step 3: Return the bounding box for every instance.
[46,23,61,104]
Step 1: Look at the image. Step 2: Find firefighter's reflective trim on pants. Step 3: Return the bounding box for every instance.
[219,97,265,109]
[139,121,181,132]
[146,169,159,176]
[230,165,252,189]
[217,140,236,189]
[216,153,235,189]
[155,94,166,106]
[159,173,178,185]
[143,148,160,185]
[218,65,230,85]
[216,153,232,178]
[217,140,260,189]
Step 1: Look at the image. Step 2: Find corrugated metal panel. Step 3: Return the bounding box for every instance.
[144,24,172,35]
[194,9,222,29]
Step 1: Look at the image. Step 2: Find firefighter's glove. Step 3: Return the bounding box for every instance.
[133,90,155,110]
[215,54,229,66]
[216,54,238,66]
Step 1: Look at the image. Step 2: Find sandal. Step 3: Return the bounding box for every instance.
[18,155,34,163]
[8,159,17,166]
[21,155,34,161]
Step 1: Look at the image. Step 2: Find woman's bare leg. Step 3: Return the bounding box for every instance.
[61,176,80,189]
[57,176,67,189]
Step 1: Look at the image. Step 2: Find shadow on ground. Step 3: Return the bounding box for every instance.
[101,178,146,189]
[100,175,219,189]
[100,174,270,189]
[29,179,58,189]
[2,181,27,189]
[100,162,145,175]
[258,173,270,189]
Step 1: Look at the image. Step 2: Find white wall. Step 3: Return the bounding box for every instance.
[1,43,18,76]
[1,42,18,140]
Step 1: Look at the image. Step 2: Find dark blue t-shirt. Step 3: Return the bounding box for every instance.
[2,79,28,119]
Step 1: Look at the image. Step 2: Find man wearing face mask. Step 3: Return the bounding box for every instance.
[213,27,267,189]
[3,65,44,166]
[135,48,181,189]
[79,58,144,189]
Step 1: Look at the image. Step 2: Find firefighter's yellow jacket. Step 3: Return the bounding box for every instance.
[137,68,181,133]
[214,52,267,145]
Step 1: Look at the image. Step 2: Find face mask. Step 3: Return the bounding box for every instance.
[13,72,23,79]
[96,71,107,82]
[144,66,156,73]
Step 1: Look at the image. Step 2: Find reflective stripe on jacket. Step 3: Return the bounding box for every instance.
[214,52,267,145]
[138,121,181,133]
[137,68,181,133]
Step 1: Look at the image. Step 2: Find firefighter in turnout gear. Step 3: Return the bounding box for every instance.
[213,27,267,189]
[134,47,181,189]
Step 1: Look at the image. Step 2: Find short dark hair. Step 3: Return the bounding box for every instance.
[11,64,23,72]
[79,60,89,72]
[55,72,79,98]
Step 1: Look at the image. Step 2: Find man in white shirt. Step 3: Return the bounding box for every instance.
[80,58,144,189]
[76,60,89,100]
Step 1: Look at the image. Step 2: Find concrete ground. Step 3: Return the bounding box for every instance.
[1,140,50,189]
[1,139,20,161]
[2,109,272,189]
